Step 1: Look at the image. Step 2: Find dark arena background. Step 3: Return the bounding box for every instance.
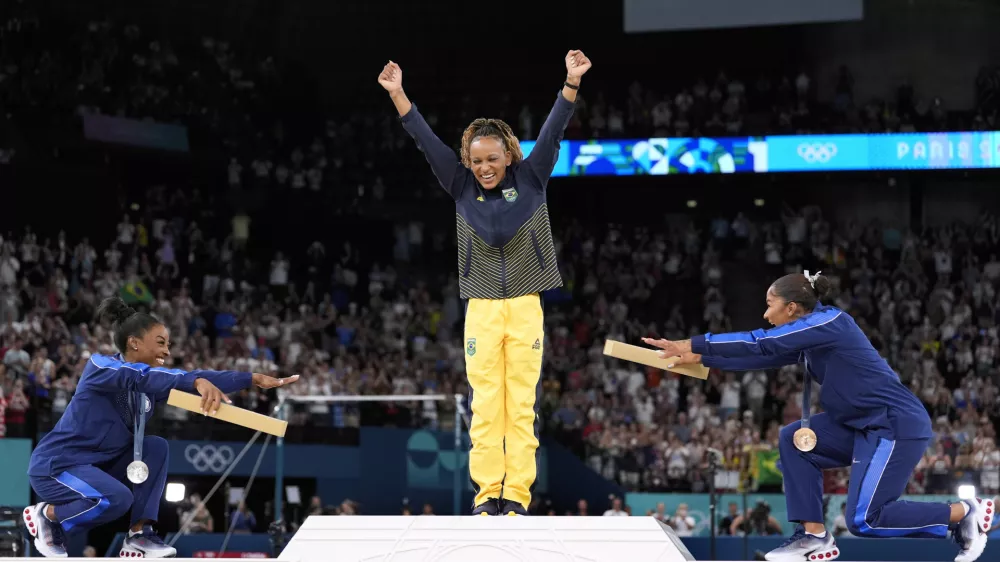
[1,0,1000,560]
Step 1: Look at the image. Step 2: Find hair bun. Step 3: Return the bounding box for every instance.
[96,296,137,327]
[812,275,832,301]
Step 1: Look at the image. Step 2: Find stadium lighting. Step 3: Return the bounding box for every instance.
[686,200,697,208]
[165,483,186,503]
[957,485,976,501]
[754,198,765,207]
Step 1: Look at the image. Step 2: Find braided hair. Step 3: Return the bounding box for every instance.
[459,118,523,168]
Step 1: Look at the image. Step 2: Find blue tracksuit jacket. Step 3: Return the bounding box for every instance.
[691,305,932,440]
[399,93,574,300]
[28,353,252,477]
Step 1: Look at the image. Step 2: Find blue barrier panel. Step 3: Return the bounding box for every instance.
[626,493,789,536]
[168,440,359,479]
[0,438,31,506]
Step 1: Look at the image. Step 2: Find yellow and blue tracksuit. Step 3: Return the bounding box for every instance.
[28,354,251,533]
[400,92,574,509]
[694,305,952,538]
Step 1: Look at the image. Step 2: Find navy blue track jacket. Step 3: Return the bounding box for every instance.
[399,93,575,300]
[29,354,252,477]
[692,305,932,440]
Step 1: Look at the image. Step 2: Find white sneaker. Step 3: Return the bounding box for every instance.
[955,497,993,562]
[765,526,839,562]
[22,503,67,558]
[120,525,177,558]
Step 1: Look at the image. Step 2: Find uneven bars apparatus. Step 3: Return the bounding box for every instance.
[273,393,470,520]
[162,391,470,554]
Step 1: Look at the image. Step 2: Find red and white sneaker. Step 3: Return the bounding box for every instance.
[955,497,993,562]
[22,503,68,558]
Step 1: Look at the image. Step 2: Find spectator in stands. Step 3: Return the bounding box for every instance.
[671,503,696,537]
[180,494,214,535]
[603,497,627,517]
[229,502,256,534]
[718,502,740,536]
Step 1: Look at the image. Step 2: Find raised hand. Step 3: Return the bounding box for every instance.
[640,337,693,359]
[378,61,403,93]
[252,373,300,389]
[565,50,592,79]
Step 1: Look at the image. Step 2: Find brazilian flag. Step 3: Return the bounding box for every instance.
[752,449,783,487]
[120,280,154,305]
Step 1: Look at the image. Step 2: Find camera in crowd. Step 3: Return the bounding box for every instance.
[750,500,771,523]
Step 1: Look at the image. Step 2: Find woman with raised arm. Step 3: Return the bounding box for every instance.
[378,51,591,516]
[643,272,990,562]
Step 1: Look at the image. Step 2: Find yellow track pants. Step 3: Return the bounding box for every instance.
[464,293,543,508]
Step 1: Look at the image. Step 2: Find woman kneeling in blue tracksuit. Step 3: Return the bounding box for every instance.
[24,297,298,558]
[644,272,991,562]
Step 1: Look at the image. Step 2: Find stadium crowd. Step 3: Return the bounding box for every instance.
[2,3,1000,542]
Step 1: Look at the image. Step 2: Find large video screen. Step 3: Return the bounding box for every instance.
[623,0,863,33]
[520,132,1000,176]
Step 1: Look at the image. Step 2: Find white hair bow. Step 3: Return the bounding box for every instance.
[803,270,822,289]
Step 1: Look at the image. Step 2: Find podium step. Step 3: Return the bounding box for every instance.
[278,515,697,562]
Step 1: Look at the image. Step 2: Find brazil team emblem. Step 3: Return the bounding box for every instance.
[502,188,518,203]
[466,338,477,356]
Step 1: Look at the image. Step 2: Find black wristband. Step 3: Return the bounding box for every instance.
[563,81,579,90]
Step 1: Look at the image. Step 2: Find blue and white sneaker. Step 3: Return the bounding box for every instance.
[120,525,177,558]
[765,525,839,562]
[22,503,67,558]
[955,497,992,562]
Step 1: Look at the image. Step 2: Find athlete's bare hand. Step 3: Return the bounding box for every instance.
[252,373,300,389]
[565,50,592,78]
[641,337,693,359]
[378,61,403,93]
[666,352,703,368]
[193,378,230,416]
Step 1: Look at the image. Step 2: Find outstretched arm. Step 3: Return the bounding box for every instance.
[643,308,843,360]
[692,308,843,358]
[639,346,799,372]
[379,61,466,200]
[701,353,800,372]
[524,50,592,186]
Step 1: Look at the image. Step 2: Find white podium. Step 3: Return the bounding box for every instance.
[277,515,696,562]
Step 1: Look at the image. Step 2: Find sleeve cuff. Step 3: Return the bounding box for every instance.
[237,371,254,390]
[176,372,199,393]
[398,103,419,123]
[700,355,723,369]
[556,92,575,107]
[690,334,708,355]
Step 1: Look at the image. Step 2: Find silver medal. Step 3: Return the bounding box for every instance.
[127,460,149,484]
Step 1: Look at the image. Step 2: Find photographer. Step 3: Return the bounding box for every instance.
[729,501,784,536]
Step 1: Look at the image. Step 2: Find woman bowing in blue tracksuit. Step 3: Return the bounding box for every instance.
[644,272,991,562]
[24,297,298,558]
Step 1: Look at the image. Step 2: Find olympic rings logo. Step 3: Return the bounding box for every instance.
[797,143,838,163]
[184,444,235,472]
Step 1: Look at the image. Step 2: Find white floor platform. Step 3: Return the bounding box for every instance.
[277,515,697,561]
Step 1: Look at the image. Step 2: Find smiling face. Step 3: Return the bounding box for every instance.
[469,136,511,189]
[127,323,171,367]
[763,286,802,327]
